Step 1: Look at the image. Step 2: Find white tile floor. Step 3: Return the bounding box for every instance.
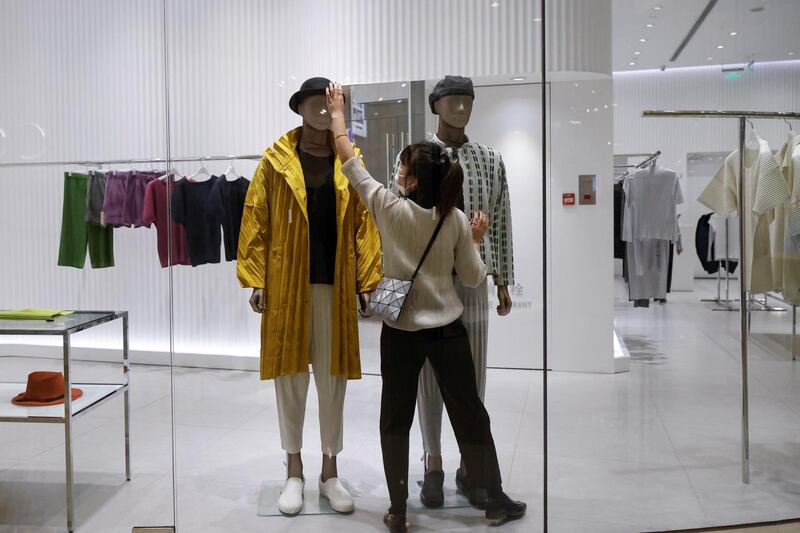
[1,279,799,532]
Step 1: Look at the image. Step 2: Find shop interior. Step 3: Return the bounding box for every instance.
[1,1,799,532]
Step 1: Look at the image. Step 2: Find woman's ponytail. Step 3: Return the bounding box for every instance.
[399,141,464,216]
[436,158,464,217]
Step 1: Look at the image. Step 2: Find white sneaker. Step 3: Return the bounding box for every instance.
[319,476,355,513]
[278,477,304,516]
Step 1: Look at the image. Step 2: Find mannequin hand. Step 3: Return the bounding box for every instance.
[358,293,373,318]
[249,288,265,313]
[496,285,512,316]
[326,82,346,123]
[470,211,489,244]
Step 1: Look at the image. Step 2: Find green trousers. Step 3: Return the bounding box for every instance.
[57,172,114,268]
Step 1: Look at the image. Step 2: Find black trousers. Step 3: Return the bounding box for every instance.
[379,320,502,513]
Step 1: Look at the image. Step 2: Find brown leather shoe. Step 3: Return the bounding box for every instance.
[383,510,408,533]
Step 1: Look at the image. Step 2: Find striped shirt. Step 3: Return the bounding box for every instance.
[698,138,789,293]
[390,134,515,286]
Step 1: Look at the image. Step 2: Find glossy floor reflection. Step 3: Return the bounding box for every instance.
[0,280,799,532]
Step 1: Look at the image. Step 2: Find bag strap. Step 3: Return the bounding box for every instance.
[411,214,447,281]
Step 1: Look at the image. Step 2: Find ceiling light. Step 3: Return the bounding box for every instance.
[534,17,542,22]
[490,1,499,6]
[789,51,796,56]
[512,76,526,81]
[629,61,636,66]
[639,38,647,42]
[652,5,662,10]
[707,57,713,61]
[400,82,407,88]
[646,23,654,28]
[378,97,384,101]
[634,51,641,55]
[729,31,738,36]
[717,44,724,49]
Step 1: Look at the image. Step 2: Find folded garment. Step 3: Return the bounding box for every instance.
[0,309,74,320]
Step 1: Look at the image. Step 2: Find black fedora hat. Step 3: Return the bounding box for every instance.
[289,77,345,114]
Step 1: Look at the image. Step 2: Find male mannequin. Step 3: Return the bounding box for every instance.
[391,75,515,509]
[238,77,382,516]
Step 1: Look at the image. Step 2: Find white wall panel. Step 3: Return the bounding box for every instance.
[0,0,171,358]
[613,61,800,280]
[1,0,612,364]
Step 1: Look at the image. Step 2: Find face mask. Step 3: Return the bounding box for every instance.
[395,168,410,197]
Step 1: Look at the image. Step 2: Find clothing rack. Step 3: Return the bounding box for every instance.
[0,154,264,169]
[643,109,800,485]
[614,151,661,179]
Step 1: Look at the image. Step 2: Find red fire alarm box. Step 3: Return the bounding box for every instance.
[562,193,576,206]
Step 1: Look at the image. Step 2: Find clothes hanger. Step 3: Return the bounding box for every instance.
[158,165,181,181]
[188,157,212,182]
[744,118,760,149]
[224,157,239,182]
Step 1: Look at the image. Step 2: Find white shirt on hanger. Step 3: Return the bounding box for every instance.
[698,138,789,293]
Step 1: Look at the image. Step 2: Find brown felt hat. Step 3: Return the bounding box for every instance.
[12,371,83,406]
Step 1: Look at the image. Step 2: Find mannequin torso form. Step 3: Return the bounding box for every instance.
[434,95,513,316]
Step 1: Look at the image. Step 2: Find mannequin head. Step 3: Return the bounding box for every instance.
[298,94,332,132]
[434,95,474,129]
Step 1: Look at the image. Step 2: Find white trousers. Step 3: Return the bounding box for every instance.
[275,284,347,457]
[416,278,489,456]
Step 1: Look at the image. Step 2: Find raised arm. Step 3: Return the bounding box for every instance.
[327,83,357,164]
[327,82,401,222]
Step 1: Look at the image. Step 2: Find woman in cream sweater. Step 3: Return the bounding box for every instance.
[327,83,526,532]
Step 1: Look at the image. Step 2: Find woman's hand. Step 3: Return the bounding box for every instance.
[327,82,356,162]
[326,82,346,123]
[470,211,489,244]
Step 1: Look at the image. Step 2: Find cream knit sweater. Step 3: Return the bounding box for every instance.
[342,157,487,332]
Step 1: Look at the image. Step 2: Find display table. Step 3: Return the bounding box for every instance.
[0,311,130,533]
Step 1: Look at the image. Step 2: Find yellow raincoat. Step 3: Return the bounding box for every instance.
[237,128,382,380]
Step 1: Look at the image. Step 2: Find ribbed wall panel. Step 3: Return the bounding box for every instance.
[614,62,800,175]
[0,0,172,357]
[1,0,611,359]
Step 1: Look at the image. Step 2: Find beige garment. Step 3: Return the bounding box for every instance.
[775,134,800,304]
[341,157,487,332]
[275,284,347,456]
[698,139,788,293]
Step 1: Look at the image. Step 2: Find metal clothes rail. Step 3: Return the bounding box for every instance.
[643,109,800,485]
[0,154,264,168]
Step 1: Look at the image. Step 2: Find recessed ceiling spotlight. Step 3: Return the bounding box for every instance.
[789,51,796,56]
[534,17,542,22]
[511,77,526,81]
[378,97,384,101]
[490,1,499,6]
[717,44,724,49]
[646,23,654,28]
[639,38,647,42]
[729,31,738,36]
[652,5,662,10]
[707,57,714,61]
[634,51,641,55]
[629,61,636,66]
[401,82,407,87]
